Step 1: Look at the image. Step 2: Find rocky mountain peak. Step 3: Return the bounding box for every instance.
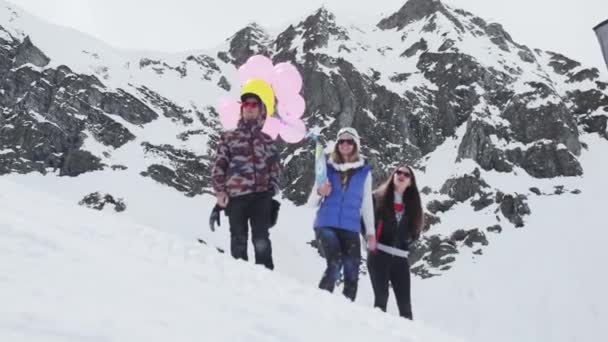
[302,8,349,50]
[14,36,49,68]
[377,0,449,31]
[274,6,349,56]
[222,22,272,66]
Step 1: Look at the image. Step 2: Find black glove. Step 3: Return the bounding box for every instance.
[270,199,280,228]
[209,204,223,231]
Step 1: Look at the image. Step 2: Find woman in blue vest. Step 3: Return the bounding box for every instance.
[309,127,377,301]
[368,165,424,319]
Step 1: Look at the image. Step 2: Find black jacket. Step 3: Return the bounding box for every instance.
[373,197,417,251]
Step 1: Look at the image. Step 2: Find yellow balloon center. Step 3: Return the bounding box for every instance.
[241,79,275,116]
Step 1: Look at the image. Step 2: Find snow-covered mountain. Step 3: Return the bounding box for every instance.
[1,0,607,341]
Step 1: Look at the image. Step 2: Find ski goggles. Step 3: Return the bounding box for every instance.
[241,101,260,109]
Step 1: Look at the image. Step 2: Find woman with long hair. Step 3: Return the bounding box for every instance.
[309,127,377,301]
[368,165,424,319]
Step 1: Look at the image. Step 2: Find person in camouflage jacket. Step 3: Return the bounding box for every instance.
[211,92,280,270]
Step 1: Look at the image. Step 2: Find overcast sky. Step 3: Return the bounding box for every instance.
[9,0,608,71]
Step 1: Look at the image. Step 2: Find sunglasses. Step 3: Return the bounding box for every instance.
[337,139,355,146]
[395,170,412,178]
[241,101,260,109]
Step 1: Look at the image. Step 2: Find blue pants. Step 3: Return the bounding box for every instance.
[316,227,361,301]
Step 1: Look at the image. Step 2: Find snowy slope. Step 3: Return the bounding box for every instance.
[0,176,464,342]
[412,134,608,342]
[3,132,607,342]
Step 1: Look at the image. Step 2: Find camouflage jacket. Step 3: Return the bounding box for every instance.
[211,116,280,198]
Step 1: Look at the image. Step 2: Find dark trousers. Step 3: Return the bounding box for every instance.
[316,227,361,301]
[227,192,274,270]
[367,250,413,319]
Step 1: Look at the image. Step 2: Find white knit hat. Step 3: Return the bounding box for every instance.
[336,127,361,148]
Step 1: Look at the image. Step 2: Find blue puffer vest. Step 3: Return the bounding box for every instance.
[313,161,371,233]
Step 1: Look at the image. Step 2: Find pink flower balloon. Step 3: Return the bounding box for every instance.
[220,54,307,143]
[217,98,240,130]
[278,94,305,119]
[278,117,306,143]
[238,55,274,85]
[262,116,281,139]
[271,62,303,100]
